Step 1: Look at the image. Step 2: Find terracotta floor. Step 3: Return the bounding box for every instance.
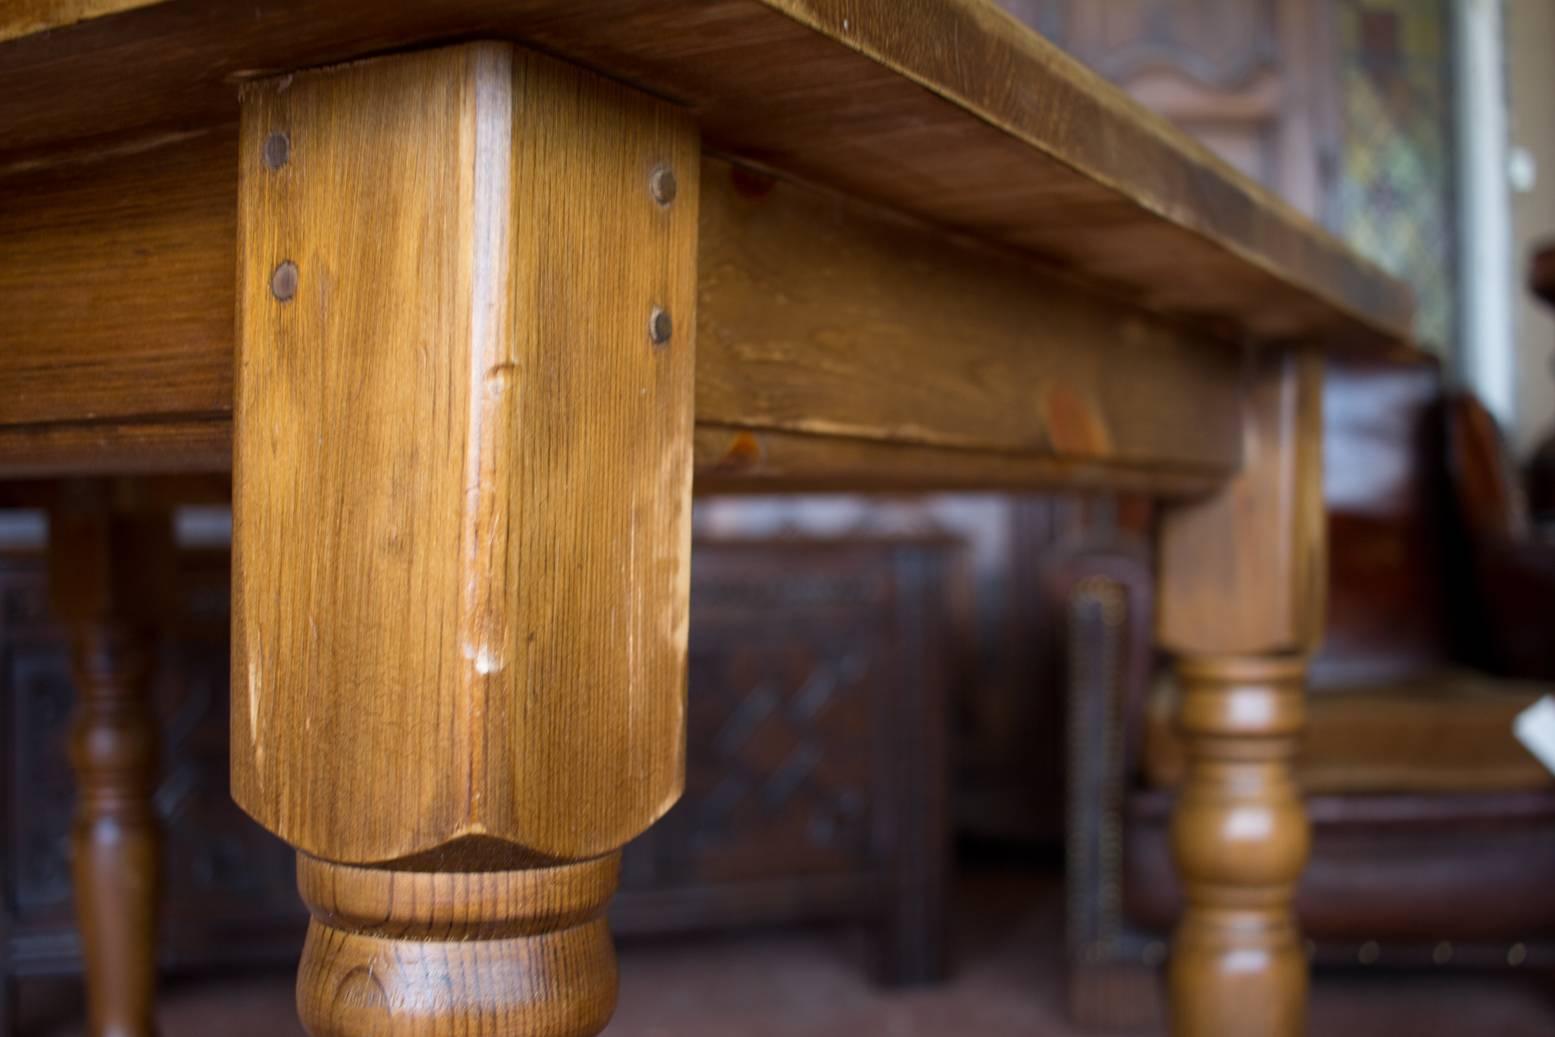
[17,869,1555,1036]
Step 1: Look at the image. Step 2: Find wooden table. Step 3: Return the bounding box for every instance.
[0,2,1417,1035]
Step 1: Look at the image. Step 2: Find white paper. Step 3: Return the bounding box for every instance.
[1513,695,1555,776]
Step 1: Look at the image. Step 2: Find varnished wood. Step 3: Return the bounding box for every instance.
[0,419,230,477]
[1156,350,1324,1037]
[0,127,234,428]
[695,159,1243,478]
[296,854,621,1037]
[1158,349,1327,656]
[231,42,696,1035]
[47,483,173,1037]
[1164,655,1310,1036]
[0,0,1410,353]
[692,426,1226,497]
[0,135,1242,493]
[0,0,155,43]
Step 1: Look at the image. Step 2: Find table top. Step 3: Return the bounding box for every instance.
[0,0,1414,355]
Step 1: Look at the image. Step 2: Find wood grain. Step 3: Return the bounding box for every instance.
[0,0,158,43]
[0,127,235,428]
[1168,655,1310,1037]
[0,418,230,477]
[1157,348,1326,656]
[692,426,1225,497]
[296,854,621,1037]
[0,138,1241,494]
[48,484,174,1037]
[0,0,1413,353]
[1154,350,1323,1037]
[696,159,1243,479]
[232,39,698,866]
[231,41,696,1036]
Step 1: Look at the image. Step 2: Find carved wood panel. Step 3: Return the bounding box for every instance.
[1000,0,1334,217]
[3,536,957,983]
[1010,0,1281,90]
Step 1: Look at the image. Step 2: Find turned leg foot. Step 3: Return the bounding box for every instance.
[1168,656,1309,1037]
[296,853,620,1037]
[50,495,170,1037]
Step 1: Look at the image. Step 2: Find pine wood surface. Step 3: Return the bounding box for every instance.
[231,42,698,863]
[1154,354,1326,1037]
[229,43,701,1035]
[0,132,1245,492]
[1157,349,1327,656]
[0,0,1412,354]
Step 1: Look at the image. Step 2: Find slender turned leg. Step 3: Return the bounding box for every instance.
[1158,350,1324,1036]
[231,43,697,1036]
[48,488,172,1037]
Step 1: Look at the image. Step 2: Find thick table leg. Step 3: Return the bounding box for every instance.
[49,486,172,1037]
[231,43,697,1036]
[1157,350,1324,1036]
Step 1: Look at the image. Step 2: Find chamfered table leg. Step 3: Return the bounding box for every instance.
[48,484,173,1037]
[1157,349,1324,1036]
[230,42,697,1036]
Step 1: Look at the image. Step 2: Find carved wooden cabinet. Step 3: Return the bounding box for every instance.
[1,534,959,1018]
[998,0,1334,216]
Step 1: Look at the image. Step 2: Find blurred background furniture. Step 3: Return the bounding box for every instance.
[0,533,961,1032]
[1062,353,1555,1030]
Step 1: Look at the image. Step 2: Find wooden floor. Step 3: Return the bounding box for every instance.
[17,869,1555,1036]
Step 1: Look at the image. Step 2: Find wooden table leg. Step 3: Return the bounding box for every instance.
[48,484,173,1037]
[230,43,696,1036]
[1157,349,1325,1036]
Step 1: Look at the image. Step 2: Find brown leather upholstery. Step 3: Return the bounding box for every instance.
[1446,392,1531,542]
[1124,786,1555,947]
[1315,355,1454,686]
[1143,671,1553,795]
[1447,392,1555,680]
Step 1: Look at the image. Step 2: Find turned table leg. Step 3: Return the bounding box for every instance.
[1167,656,1310,1033]
[230,42,697,1036]
[48,487,173,1037]
[1157,350,1324,1036]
